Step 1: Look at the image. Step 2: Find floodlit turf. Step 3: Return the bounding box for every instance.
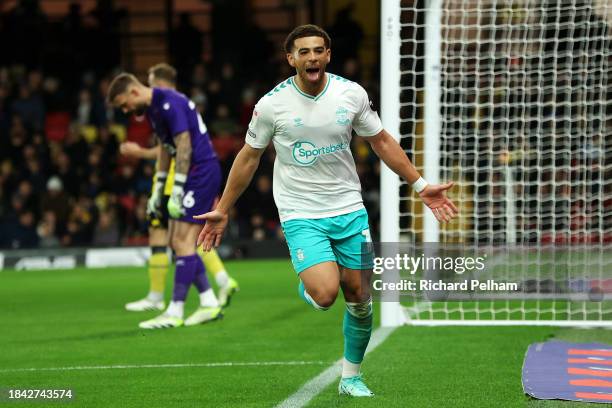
[1,260,612,407]
[0,260,345,407]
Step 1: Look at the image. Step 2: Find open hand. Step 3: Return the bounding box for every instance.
[194,209,229,251]
[419,182,458,223]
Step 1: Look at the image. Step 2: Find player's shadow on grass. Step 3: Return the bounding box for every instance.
[253,304,306,330]
[16,329,144,344]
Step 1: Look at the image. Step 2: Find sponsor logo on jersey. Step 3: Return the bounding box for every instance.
[292,140,349,165]
[293,117,304,127]
[247,129,256,139]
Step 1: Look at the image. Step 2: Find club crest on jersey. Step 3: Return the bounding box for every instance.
[292,140,349,166]
[335,107,350,126]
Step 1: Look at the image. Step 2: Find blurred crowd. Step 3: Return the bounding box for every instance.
[400,1,611,244]
[0,1,380,249]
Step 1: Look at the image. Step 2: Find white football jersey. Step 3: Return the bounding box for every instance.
[245,74,383,222]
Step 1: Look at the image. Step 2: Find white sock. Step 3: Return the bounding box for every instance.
[147,291,164,302]
[166,301,184,318]
[200,288,219,307]
[342,358,361,378]
[215,270,230,287]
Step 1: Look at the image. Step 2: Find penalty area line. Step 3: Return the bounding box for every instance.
[0,361,331,373]
[275,326,398,408]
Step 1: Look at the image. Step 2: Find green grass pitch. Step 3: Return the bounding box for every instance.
[1,259,612,407]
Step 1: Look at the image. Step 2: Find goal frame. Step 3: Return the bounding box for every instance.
[378,0,611,328]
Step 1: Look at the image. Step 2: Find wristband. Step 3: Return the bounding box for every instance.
[171,185,184,196]
[174,173,187,188]
[412,177,428,193]
[153,171,167,192]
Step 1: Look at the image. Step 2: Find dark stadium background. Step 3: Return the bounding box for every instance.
[0,0,381,256]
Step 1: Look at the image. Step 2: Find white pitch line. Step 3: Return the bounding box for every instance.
[0,361,330,374]
[275,326,398,408]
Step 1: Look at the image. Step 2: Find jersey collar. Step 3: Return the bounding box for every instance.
[290,74,330,101]
[151,87,163,107]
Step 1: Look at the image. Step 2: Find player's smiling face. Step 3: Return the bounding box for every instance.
[287,36,331,86]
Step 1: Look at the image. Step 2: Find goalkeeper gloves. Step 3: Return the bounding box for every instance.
[147,171,167,219]
[167,173,187,218]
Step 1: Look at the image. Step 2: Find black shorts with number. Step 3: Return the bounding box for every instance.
[148,195,170,229]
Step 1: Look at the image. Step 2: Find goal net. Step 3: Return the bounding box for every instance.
[379,0,611,326]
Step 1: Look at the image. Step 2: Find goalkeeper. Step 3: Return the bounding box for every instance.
[196,25,458,397]
[122,64,239,315]
[108,69,228,329]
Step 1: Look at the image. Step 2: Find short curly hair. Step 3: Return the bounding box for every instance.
[284,24,331,54]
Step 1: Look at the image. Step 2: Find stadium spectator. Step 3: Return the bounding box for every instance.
[14,179,38,216]
[341,58,362,82]
[0,83,10,134]
[209,103,240,136]
[40,176,70,236]
[61,196,96,246]
[64,124,89,172]
[37,210,60,248]
[238,87,257,129]
[252,175,276,228]
[0,7,384,249]
[93,207,120,246]
[12,83,45,132]
[1,209,39,248]
[97,126,119,168]
[51,150,79,197]
[75,89,94,126]
[190,63,208,90]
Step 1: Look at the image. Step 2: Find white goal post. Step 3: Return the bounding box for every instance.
[379,0,611,327]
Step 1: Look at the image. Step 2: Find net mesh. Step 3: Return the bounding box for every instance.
[397,0,612,324]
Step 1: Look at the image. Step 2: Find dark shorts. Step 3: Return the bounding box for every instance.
[176,160,222,224]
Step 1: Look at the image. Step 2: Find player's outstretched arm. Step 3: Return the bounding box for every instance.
[119,142,161,160]
[365,129,458,223]
[194,144,266,250]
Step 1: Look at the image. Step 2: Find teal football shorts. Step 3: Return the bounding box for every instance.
[281,208,374,274]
